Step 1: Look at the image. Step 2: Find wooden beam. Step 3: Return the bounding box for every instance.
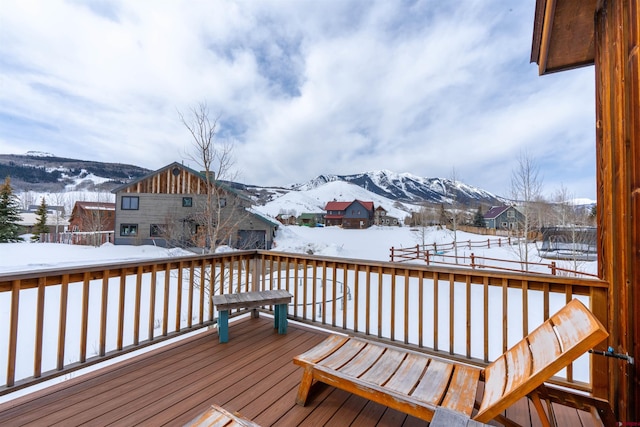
[594,0,639,421]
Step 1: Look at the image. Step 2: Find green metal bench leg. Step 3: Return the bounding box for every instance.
[218,310,229,343]
[277,304,288,334]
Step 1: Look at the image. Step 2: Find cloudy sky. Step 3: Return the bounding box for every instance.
[0,0,596,199]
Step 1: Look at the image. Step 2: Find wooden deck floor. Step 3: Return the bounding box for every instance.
[0,316,603,426]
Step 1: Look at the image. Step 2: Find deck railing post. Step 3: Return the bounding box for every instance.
[251,254,261,292]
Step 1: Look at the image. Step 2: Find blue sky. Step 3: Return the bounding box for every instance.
[0,0,596,199]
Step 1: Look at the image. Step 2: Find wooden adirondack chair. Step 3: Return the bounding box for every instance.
[294,299,609,426]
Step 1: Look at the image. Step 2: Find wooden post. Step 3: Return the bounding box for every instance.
[251,256,261,292]
[425,251,430,266]
[470,253,475,269]
[594,0,639,419]
[390,247,395,262]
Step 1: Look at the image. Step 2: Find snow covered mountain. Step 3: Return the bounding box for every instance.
[252,180,415,219]
[2,152,504,212]
[0,153,150,192]
[287,170,504,206]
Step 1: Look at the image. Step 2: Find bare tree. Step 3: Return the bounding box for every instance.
[179,102,249,253]
[510,150,543,271]
[49,192,69,240]
[411,204,437,247]
[447,168,462,263]
[549,184,595,273]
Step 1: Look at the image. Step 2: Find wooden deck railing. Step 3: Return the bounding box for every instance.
[0,250,609,400]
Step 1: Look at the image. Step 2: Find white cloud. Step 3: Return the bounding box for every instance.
[0,0,597,198]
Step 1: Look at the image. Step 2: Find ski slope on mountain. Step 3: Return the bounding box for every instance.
[254,180,416,219]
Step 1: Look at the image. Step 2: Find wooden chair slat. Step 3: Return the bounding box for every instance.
[551,302,603,351]
[528,323,563,374]
[411,359,454,404]
[294,334,348,365]
[441,364,481,416]
[340,343,385,378]
[320,339,366,370]
[360,347,406,384]
[478,355,506,412]
[384,353,430,394]
[504,339,533,395]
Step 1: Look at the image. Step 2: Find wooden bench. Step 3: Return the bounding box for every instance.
[185,403,260,427]
[294,299,609,426]
[212,289,292,343]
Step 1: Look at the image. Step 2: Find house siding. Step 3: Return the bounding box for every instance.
[113,163,277,249]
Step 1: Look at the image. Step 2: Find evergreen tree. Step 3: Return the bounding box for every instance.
[473,206,486,227]
[31,197,49,242]
[0,176,24,242]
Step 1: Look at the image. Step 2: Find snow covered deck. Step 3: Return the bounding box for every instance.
[0,316,603,426]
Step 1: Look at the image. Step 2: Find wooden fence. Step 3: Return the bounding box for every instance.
[1,250,609,400]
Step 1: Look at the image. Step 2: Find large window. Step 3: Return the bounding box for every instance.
[120,224,138,236]
[121,196,139,210]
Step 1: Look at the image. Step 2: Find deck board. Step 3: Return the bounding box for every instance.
[0,316,602,426]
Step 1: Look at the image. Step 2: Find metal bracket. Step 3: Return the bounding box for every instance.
[589,346,635,364]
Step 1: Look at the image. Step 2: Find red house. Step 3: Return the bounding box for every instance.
[324,200,374,229]
[69,201,116,233]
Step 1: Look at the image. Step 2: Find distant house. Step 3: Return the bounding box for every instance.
[373,206,399,226]
[484,205,524,230]
[297,213,325,227]
[275,213,297,226]
[324,200,375,229]
[69,201,115,233]
[111,162,278,250]
[18,210,69,235]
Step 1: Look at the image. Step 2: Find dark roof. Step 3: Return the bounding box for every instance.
[324,201,351,211]
[324,200,375,212]
[484,206,510,219]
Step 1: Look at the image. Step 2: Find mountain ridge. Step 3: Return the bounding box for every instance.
[1,153,504,207]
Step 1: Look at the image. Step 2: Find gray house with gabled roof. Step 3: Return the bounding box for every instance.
[484,205,525,230]
[111,162,278,250]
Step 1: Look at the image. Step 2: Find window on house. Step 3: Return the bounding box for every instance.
[121,196,139,210]
[501,222,508,228]
[182,197,192,207]
[150,224,166,237]
[507,210,515,218]
[219,198,227,208]
[120,224,138,236]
